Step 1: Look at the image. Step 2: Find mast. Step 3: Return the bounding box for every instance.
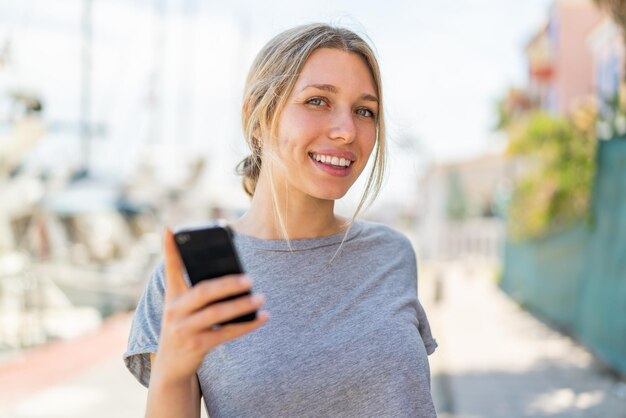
[145,0,166,145]
[79,0,92,176]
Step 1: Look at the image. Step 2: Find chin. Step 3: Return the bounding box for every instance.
[312,188,349,201]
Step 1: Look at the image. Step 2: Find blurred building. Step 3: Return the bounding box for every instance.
[525,0,604,115]
[587,16,626,115]
[416,0,624,265]
[415,151,525,262]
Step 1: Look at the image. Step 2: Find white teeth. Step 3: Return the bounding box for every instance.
[311,153,352,167]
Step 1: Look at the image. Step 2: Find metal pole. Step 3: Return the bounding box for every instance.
[80,0,92,176]
[147,0,166,144]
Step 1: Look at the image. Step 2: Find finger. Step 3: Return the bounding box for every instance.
[163,227,189,302]
[183,293,265,332]
[174,274,253,316]
[202,311,270,346]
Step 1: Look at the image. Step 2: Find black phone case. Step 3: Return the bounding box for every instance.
[174,225,257,325]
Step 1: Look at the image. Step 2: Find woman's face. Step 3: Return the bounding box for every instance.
[270,47,378,202]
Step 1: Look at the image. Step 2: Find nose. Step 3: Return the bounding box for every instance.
[328,107,356,144]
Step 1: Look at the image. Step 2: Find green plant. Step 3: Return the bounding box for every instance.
[596,88,626,139]
[507,111,598,239]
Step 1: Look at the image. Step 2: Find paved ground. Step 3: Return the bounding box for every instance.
[0,313,149,418]
[1,261,625,417]
[422,261,626,418]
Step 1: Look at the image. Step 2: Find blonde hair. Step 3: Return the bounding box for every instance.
[236,23,387,244]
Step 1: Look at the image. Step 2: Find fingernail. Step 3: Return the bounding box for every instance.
[252,294,265,304]
[239,275,251,285]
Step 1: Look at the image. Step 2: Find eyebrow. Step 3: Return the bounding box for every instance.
[300,84,379,103]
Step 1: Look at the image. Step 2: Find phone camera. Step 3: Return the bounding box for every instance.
[176,234,190,245]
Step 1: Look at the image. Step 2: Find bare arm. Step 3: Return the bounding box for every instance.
[145,353,201,418]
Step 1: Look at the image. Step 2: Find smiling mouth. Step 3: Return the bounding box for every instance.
[308,152,354,168]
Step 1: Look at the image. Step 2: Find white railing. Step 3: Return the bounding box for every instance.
[417,218,505,262]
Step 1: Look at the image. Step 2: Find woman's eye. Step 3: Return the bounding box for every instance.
[356,108,375,118]
[307,97,326,106]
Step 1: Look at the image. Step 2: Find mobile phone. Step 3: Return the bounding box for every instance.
[173,224,256,325]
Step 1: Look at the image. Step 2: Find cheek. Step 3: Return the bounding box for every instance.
[278,112,321,153]
[359,127,377,156]
[275,113,300,158]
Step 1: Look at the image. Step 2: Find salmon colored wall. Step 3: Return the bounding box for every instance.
[550,0,603,113]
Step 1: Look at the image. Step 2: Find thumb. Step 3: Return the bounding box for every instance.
[163,228,189,302]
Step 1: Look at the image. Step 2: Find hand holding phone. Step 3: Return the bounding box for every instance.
[174,224,257,325]
[151,228,269,386]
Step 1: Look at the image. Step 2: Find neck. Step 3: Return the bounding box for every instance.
[232,173,347,240]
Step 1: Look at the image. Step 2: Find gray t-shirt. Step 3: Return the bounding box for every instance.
[124,220,438,417]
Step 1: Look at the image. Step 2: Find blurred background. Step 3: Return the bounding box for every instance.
[0,0,625,417]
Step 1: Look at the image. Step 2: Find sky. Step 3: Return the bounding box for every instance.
[0,0,552,212]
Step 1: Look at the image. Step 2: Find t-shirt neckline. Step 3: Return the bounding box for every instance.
[232,220,364,251]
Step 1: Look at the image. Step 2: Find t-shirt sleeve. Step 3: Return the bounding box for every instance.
[416,298,438,355]
[401,233,438,356]
[123,262,166,388]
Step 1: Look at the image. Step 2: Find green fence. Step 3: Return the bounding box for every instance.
[501,138,626,375]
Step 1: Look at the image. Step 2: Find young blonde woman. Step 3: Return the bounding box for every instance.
[124,23,437,418]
